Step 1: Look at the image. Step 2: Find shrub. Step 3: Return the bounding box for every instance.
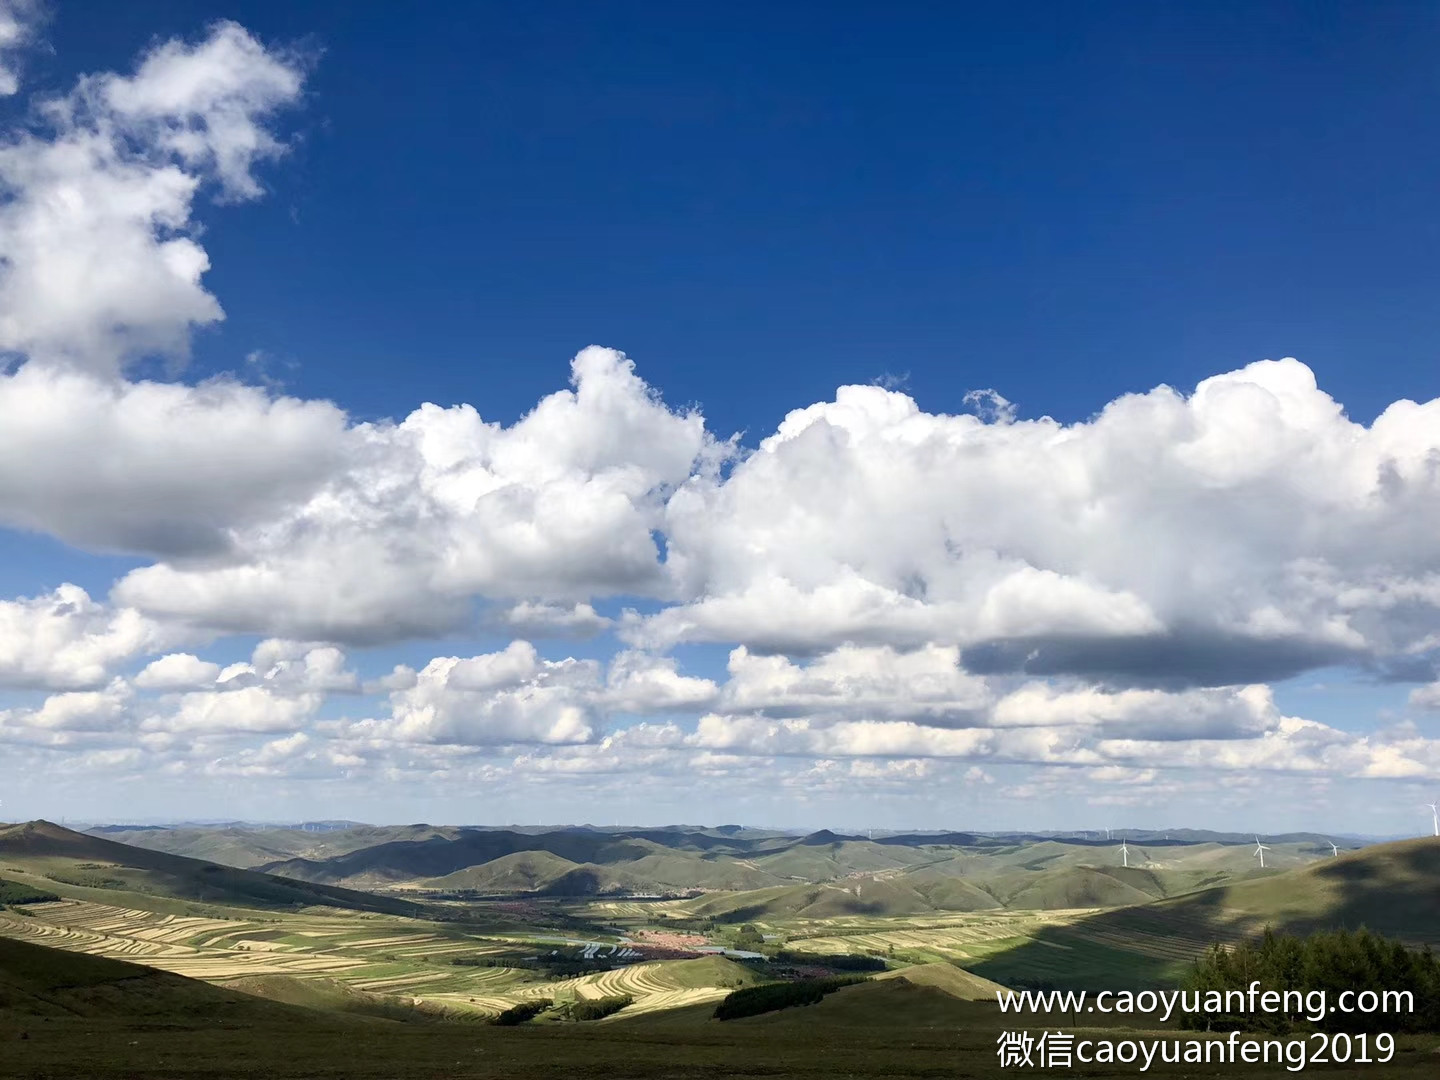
[713,975,870,1021]
[0,879,60,905]
[43,871,128,891]
[491,999,552,1026]
[771,950,888,972]
[732,922,765,949]
[566,995,633,1021]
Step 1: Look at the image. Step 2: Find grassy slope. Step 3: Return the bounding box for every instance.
[967,837,1440,990]
[0,821,423,917]
[1,924,1436,1078]
[425,850,587,892]
[220,975,463,1023]
[878,962,1010,999]
[0,935,314,1022]
[987,866,1159,909]
[1141,835,1440,942]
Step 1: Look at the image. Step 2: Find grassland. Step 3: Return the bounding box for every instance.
[0,822,421,916]
[2,963,1437,1079]
[0,890,776,1022]
[4,824,1440,1077]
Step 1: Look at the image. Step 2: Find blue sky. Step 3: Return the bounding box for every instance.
[1,1,1439,834]
[27,0,1440,431]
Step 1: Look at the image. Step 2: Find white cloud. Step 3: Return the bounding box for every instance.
[134,652,221,691]
[989,682,1281,740]
[0,20,305,374]
[0,365,350,555]
[142,685,320,735]
[601,651,718,713]
[0,585,168,689]
[496,600,612,638]
[717,643,989,724]
[653,360,1440,686]
[249,640,359,693]
[372,642,602,747]
[0,679,130,736]
[114,348,724,642]
[92,20,304,200]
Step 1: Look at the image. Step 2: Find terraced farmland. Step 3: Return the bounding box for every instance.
[773,908,1096,962]
[427,954,764,1018]
[0,897,766,1020]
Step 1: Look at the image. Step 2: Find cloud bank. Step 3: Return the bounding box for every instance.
[0,11,1437,823]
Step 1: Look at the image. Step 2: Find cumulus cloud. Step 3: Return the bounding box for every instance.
[0,20,305,375]
[248,640,359,693]
[134,652,221,691]
[0,585,169,689]
[66,353,1440,692]
[114,348,724,642]
[654,360,1440,687]
[0,679,130,737]
[601,651,718,713]
[129,640,354,737]
[717,643,989,724]
[141,684,320,735]
[333,644,714,752]
[371,642,602,747]
[0,366,350,555]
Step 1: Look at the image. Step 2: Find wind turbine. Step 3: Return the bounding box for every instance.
[1329,841,1339,857]
[1120,837,1129,868]
[1427,802,1439,838]
[1253,836,1271,869]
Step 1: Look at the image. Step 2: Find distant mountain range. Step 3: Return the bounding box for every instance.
[74,821,1361,911]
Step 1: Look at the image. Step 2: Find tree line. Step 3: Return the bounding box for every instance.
[0,878,59,905]
[713,975,871,1021]
[1180,928,1440,1034]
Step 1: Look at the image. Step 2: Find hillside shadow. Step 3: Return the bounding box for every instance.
[965,839,1440,991]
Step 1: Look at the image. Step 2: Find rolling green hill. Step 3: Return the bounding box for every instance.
[424,850,590,892]
[83,821,1335,914]
[983,866,1161,909]
[967,837,1440,990]
[0,822,424,917]
[1140,835,1440,943]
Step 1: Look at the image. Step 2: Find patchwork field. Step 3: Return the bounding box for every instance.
[5,822,1435,1030]
[0,895,769,1019]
